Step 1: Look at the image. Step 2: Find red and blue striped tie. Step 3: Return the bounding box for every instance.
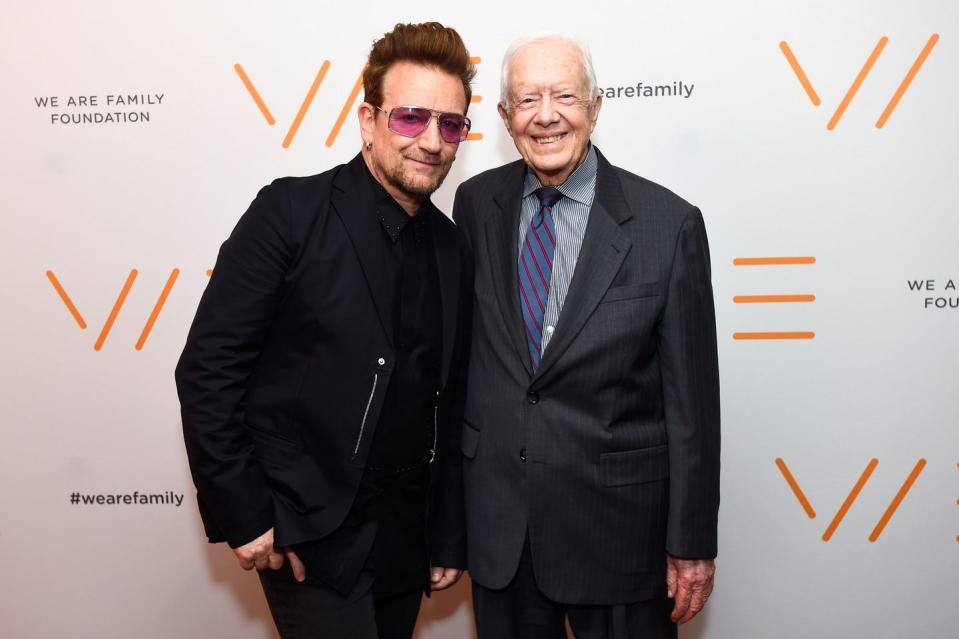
[519,186,563,372]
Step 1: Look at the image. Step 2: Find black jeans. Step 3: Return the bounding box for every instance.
[258,561,422,639]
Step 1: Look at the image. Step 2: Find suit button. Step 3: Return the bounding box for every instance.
[519,448,527,462]
[527,392,539,404]
[377,357,386,365]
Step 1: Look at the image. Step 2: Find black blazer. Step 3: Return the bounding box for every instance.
[175,154,472,569]
[452,148,720,604]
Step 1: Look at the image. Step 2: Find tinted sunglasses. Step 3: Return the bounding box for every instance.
[374,105,471,143]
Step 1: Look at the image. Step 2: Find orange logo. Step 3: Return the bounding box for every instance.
[779,34,939,129]
[234,58,484,149]
[732,256,816,341]
[776,457,927,542]
[47,269,186,351]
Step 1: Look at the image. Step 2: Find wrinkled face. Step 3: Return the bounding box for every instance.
[499,40,601,186]
[360,61,467,207]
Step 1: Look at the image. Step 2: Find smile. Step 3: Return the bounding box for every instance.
[533,133,567,144]
[407,157,442,166]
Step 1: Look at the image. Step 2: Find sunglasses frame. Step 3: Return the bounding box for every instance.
[373,105,471,143]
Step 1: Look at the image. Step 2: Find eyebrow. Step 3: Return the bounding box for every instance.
[514,87,582,95]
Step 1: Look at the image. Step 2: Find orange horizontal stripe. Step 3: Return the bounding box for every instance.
[734,257,816,265]
[471,95,483,103]
[469,56,481,64]
[466,132,483,141]
[733,332,816,340]
[734,295,816,303]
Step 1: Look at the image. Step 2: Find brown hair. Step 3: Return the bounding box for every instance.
[363,22,476,112]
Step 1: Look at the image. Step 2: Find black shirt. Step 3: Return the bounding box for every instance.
[367,171,443,471]
[293,162,443,598]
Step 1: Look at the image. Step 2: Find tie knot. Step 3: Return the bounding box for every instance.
[534,186,563,210]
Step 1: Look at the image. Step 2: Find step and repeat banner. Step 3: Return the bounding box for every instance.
[3,1,957,637]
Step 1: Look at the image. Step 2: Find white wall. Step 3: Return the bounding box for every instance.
[3,1,957,637]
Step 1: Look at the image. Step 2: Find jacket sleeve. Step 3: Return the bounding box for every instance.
[657,207,721,559]
[174,180,294,548]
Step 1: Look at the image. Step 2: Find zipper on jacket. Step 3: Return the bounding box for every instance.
[429,390,439,463]
[352,373,379,459]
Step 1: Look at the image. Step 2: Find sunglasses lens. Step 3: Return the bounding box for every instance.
[385,107,470,143]
[438,114,470,143]
[388,107,432,137]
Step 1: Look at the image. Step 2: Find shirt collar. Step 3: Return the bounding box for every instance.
[361,158,432,244]
[522,142,598,205]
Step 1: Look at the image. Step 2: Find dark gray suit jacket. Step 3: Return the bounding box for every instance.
[452,148,720,605]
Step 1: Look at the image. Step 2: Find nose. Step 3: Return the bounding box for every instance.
[533,94,559,126]
[417,115,444,153]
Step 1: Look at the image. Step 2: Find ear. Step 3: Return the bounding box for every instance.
[497,102,513,136]
[588,94,603,133]
[358,101,376,145]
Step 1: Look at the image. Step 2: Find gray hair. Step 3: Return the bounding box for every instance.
[499,32,600,107]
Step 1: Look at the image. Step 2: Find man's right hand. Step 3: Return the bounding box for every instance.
[232,527,306,582]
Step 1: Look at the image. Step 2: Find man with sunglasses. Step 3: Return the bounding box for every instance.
[453,33,720,638]
[176,22,474,639]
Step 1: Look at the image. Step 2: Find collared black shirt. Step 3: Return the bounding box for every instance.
[294,162,443,599]
[367,170,443,471]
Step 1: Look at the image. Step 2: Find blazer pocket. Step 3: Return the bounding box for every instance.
[600,282,661,304]
[461,422,480,459]
[600,444,669,487]
[247,424,301,466]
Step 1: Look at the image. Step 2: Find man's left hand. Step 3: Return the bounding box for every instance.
[430,567,463,591]
[666,555,715,624]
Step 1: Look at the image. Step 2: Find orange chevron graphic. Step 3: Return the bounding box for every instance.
[822,458,878,541]
[238,57,485,149]
[47,268,192,350]
[778,42,821,106]
[827,37,887,131]
[46,271,87,329]
[775,458,816,518]
[877,34,940,128]
[94,269,138,351]
[326,70,364,148]
[780,34,939,130]
[234,62,331,149]
[776,458,928,541]
[869,459,926,542]
[283,62,331,149]
[233,64,275,125]
[135,268,180,350]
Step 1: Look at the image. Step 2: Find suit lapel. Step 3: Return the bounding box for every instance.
[485,161,532,377]
[330,154,394,346]
[431,210,460,388]
[534,151,633,382]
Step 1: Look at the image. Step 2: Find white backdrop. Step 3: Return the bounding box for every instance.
[3,1,957,637]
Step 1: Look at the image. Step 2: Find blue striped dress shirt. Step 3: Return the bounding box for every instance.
[517,143,598,354]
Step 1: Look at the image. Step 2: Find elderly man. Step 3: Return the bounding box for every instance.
[175,22,474,639]
[452,33,720,638]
